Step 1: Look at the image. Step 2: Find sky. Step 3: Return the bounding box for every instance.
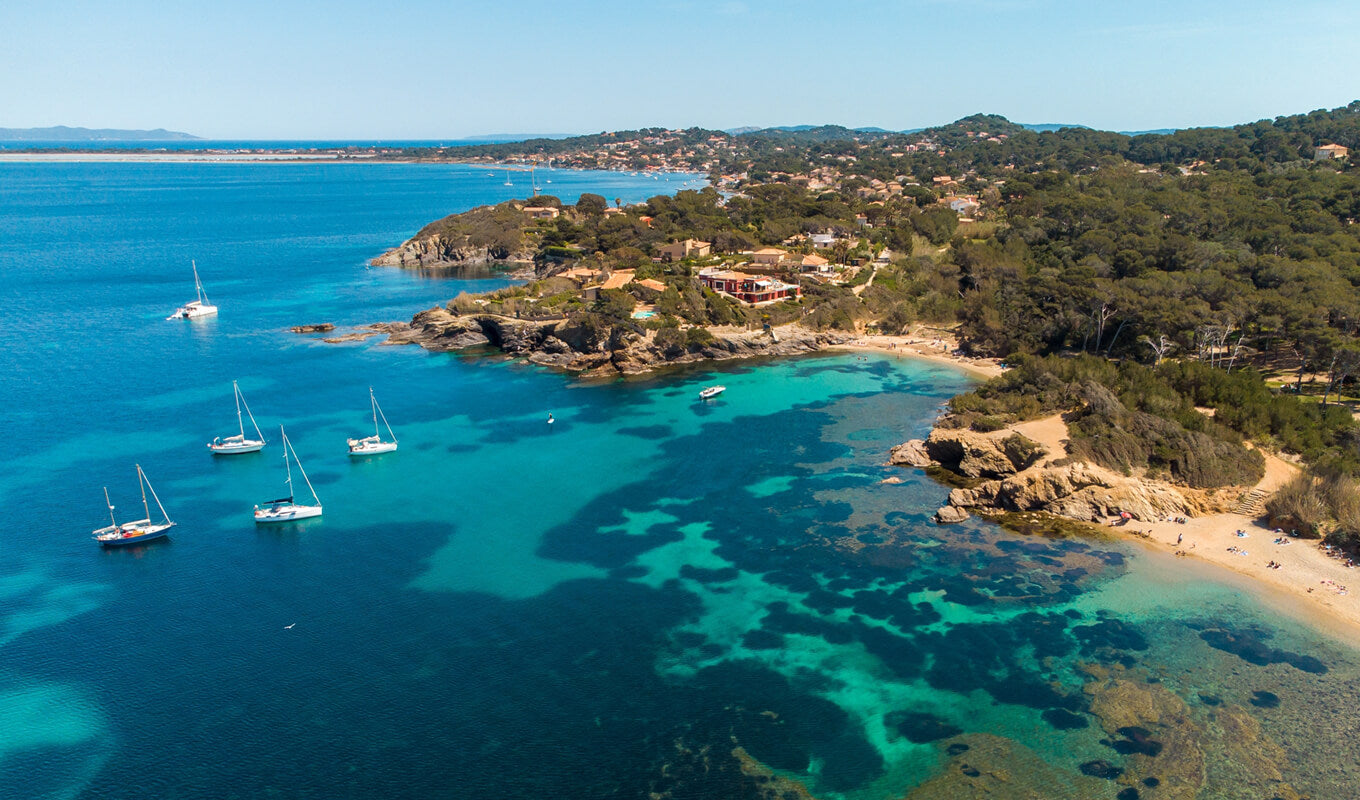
[2,0,1358,139]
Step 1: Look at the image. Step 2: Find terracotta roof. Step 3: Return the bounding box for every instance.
[636,278,667,292]
[752,248,787,256]
[801,254,830,266]
[601,270,636,290]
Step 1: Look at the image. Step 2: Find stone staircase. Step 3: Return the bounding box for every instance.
[1233,487,1269,517]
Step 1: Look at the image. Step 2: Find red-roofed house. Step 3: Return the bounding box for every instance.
[698,268,801,305]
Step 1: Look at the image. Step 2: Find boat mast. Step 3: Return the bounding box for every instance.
[281,426,294,499]
[139,464,173,525]
[288,432,321,506]
[104,487,118,528]
[137,463,151,522]
[238,384,265,443]
[370,387,379,438]
[234,381,245,438]
[192,260,210,306]
[373,390,397,444]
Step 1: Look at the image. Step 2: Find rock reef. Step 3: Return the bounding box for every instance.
[377,306,852,376]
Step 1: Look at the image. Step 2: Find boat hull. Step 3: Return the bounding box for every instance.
[96,523,174,547]
[254,504,323,523]
[209,440,265,454]
[348,441,397,456]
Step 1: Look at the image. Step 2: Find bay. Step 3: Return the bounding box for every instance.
[2,162,1358,799]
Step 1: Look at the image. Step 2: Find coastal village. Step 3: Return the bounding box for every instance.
[353,107,1360,658]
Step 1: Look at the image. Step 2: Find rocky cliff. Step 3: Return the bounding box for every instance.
[370,233,534,268]
[893,423,1232,525]
[379,306,853,376]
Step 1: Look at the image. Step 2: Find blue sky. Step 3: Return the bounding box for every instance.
[2,0,1357,138]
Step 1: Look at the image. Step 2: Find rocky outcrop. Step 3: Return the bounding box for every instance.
[888,439,932,467]
[290,323,335,333]
[375,307,853,376]
[934,506,970,524]
[923,429,1047,479]
[371,233,533,268]
[947,462,1223,522]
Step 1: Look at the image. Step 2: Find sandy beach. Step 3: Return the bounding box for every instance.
[827,330,1005,379]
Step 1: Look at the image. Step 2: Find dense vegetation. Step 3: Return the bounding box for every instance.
[415,104,1360,544]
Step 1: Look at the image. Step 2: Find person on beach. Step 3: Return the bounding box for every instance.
[1177,533,1183,545]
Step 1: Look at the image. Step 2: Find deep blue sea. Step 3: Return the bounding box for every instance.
[2,162,1359,799]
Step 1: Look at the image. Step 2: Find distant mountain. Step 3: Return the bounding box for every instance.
[1120,128,1180,136]
[0,126,200,141]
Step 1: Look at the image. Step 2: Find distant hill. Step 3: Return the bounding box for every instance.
[0,126,201,141]
[1020,123,1091,133]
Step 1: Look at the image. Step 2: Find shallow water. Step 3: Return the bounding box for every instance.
[2,163,1358,799]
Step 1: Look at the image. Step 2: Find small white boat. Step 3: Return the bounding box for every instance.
[348,387,398,456]
[92,465,175,547]
[167,260,218,320]
[254,427,322,523]
[208,380,266,454]
[699,385,726,400]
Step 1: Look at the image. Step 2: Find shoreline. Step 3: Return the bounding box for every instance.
[823,333,1004,379]
[1118,511,1360,642]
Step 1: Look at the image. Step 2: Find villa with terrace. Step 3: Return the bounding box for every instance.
[697,267,802,305]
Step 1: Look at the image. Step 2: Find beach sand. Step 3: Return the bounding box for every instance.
[1104,453,1360,639]
[827,330,1005,379]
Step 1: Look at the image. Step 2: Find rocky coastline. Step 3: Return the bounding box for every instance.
[891,415,1234,527]
[370,233,535,270]
[369,306,853,377]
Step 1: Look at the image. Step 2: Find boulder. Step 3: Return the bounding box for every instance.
[935,505,970,524]
[290,323,335,333]
[925,428,1046,479]
[889,439,933,467]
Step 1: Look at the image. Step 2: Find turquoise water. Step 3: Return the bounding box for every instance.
[3,163,1359,799]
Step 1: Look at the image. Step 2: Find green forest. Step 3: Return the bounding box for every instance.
[414,103,1360,544]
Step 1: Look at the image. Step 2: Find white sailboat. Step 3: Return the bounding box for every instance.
[167,260,218,320]
[348,387,398,456]
[254,427,322,523]
[92,465,175,547]
[208,381,267,454]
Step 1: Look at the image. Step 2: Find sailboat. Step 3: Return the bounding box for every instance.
[167,260,218,320]
[253,427,322,523]
[92,465,175,547]
[504,169,513,186]
[208,381,267,454]
[348,387,398,456]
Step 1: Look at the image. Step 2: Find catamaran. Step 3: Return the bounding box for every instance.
[348,387,398,456]
[208,380,266,454]
[167,260,218,320]
[254,427,322,523]
[92,465,175,547]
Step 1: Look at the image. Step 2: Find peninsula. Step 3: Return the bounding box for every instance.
[335,101,1360,632]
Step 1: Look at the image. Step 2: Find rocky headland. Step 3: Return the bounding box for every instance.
[375,306,853,377]
[891,414,1235,527]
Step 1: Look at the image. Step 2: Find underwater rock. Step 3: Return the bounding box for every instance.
[902,734,1109,799]
[888,711,962,743]
[1084,677,1205,799]
[1079,759,1124,779]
